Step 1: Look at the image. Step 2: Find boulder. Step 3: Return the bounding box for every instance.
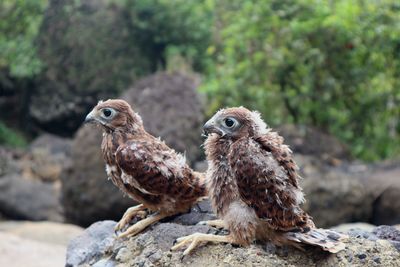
[32,0,152,135]
[295,155,374,228]
[363,164,400,225]
[277,124,351,163]
[67,219,400,267]
[61,72,205,226]
[0,146,65,221]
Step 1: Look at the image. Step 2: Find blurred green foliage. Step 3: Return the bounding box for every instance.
[0,121,27,147]
[0,0,47,77]
[0,0,399,160]
[201,0,400,161]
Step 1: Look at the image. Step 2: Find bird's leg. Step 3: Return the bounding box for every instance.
[197,219,226,229]
[115,204,148,232]
[117,213,170,239]
[171,233,235,255]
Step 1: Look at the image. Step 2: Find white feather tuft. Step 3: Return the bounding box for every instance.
[250,110,269,135]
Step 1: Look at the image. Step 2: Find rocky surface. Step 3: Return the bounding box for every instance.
[67,219,400,267]
[61,72,205,226]
[0,136,69,221]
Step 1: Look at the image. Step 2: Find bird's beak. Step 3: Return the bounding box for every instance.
[203,119,223,136]
[84,110,96,124]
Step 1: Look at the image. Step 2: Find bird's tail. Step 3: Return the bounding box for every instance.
[283,228,348,253]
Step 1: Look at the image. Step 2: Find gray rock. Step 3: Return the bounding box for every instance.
[67,219,400,267]
[61,72,205,226]
[66,220,117,267]
[0,143,67,221]
[0,174,62,221]
[170,199,216,225]
[277,124,351,161]
[300,162,374,228]
[360,164,400,225]
[373,225,400,251]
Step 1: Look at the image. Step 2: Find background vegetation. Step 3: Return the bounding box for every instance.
[0,0,399,161]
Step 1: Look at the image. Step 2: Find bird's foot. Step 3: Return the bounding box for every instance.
[197,219,226,229]
[115,204,147,233]
[117,213,169,239]
[171,233,232,255]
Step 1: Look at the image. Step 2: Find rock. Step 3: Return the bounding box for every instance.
[372,186,400,225]
[66,221,117,267]
[0,147,64,221]
[61,125,134,226]
[372,225,400,251]
[364,164,400,225]
[61,72,205,226]
[299,158,374,228]
[32,0,151,136]
[67,219,400,267]
[121,72,204,163]
[277,124,351,163]
[0,220,83,246]
[0,232,66,267]
[0,174,63,221]
[332,223,376,233]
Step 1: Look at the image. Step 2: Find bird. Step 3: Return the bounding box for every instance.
[84,99,206,238]
[171,107,347,255]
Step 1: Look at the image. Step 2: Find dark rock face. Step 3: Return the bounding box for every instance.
[61,125,133,227]
[61,72,205,226]
[32,0,151,135]
[121,72,204,163]
[372,187,400,225]
[66,218,400,267]
[297,156,374,228]
[277,124,351,162]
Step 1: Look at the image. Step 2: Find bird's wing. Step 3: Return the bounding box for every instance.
[115,138,190,196]
[229,137,311,231]
[254,131,300,188]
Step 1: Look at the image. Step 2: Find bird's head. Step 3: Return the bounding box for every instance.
[84,99,143,132]
[203,107,269,140]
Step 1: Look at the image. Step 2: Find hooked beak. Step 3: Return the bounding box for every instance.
[203,119,224,136]
[84,110,96,124]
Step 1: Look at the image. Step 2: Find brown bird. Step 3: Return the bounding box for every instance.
[172,107,347,255]
[85,99,206,238]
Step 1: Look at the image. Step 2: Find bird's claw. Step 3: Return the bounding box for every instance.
[170,234,204,256]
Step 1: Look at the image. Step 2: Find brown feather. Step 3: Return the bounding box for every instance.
[204,107,346,252]
[89,99,206,216]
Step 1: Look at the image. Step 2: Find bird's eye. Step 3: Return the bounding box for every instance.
[102,108,113,118]
[224,118,236,128]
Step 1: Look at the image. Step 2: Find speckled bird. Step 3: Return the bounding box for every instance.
[172,107,347,254]
[85,99,206,238]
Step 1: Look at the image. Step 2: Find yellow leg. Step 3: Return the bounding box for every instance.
[171,233,234,255]
[117,213,170,239]
[114,204,147,232]
[197,219,226,229]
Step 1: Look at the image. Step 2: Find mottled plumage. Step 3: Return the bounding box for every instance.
[172,107,346,254]
[85,99,206,237]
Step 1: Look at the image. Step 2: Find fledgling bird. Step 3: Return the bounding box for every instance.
[172,107,347,255]
[85,99,206,238]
